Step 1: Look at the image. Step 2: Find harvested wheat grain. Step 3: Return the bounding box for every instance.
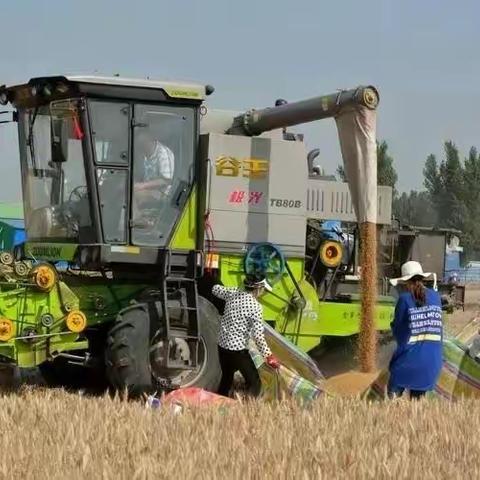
[324,370,380,396]
[358,221,378,372]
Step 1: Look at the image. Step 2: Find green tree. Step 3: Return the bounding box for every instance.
[462,147,480,208]
[376,140,398,192]
[459,147,480,256]
[423,141,465,231]
[336,140,398,194]
[392,191,436,226]
[422,141,480,258]
[423,154,442,204]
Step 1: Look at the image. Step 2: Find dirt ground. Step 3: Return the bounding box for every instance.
[313,284,480,379]
[444,283,480,335]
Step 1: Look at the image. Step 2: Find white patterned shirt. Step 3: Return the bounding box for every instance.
[212,285,272,358]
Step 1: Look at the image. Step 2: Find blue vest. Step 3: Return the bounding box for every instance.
[389,289,443,391]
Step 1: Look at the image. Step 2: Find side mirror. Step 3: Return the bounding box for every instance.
[51,140,67,163]
[50,116,69,163]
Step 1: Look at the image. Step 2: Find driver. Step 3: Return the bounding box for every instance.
[135,130,174,200]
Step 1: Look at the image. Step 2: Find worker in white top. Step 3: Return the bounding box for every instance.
[212,274,280,398]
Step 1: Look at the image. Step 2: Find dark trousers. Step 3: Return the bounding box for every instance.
[217,346,261,398]
[387,386,427,399]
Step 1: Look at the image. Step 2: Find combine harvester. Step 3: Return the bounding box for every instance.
[0,75,429,393]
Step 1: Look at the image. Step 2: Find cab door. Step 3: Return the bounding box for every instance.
[89,100,131,244]
[131,104,195,247]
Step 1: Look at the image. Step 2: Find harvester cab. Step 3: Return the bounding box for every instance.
[3,76,209,272]
[0,75,391,392]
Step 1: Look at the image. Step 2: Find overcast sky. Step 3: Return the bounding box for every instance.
[0,0,479,201]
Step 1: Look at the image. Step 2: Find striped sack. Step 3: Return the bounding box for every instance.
[368,336,480,400]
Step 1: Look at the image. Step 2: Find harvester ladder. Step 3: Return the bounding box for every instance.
[160,251,201,370]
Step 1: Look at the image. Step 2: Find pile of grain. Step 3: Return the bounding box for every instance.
[324,371,380,397]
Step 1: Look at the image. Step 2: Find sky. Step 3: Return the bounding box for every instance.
[0,0,479,201]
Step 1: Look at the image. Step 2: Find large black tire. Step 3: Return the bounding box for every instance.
[105,305,152,397]
[105,296,221,396]
[193,297,222,390]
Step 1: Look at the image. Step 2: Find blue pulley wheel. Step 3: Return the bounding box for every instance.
[243,243,286,286]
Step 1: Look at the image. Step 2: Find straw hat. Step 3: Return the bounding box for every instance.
[389,261,435,286]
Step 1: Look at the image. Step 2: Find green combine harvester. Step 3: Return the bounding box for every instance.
[0,76,394,393]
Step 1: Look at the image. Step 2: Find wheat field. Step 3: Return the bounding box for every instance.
[0,388,478,480]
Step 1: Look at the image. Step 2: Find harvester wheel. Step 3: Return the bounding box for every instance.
[194,296,222,390]
[106,305,151,397]
[105,297,221,397]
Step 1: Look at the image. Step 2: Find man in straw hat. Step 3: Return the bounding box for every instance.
[212,274,280,398]
[388,261,443,399]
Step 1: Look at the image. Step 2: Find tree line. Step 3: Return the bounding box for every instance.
[337,140,480,258]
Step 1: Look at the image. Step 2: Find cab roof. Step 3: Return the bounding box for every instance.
[65,75,209,100]
[3,74,213,106]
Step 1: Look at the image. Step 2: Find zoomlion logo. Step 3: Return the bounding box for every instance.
[215,156,269,179]
[30,247,62,258]
[172,90,199,97]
